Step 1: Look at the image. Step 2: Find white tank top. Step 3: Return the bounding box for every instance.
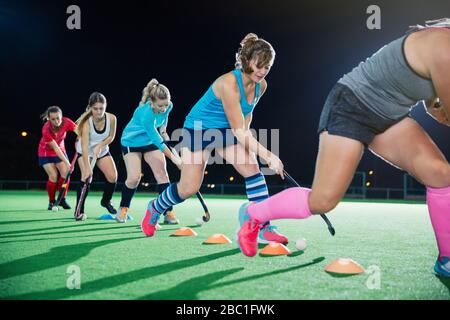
[76,114,111,157]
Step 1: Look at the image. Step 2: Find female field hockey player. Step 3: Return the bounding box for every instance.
[75,92,118,218]
[117,79,182,224]
[141,33,287,244]
[237,19,450,277]
[38,106,77,210]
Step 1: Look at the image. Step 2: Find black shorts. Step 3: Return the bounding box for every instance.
[318,83,409,146]
[77,152,111,159]
[38,154,68,166]
[121,144,159,156]
[179,128,238,152]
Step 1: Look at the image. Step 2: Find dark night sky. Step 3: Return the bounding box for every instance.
[1,0,449,189]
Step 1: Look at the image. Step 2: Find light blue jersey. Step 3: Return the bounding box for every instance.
[121,102,173,151]
[184,69,261,130]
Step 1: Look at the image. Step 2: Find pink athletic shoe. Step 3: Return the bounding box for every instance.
[237,202,261,257]
[141,200,160,237]
[258,225,289,245]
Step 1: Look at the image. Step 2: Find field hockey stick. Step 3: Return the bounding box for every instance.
[54,147,79,207]
[167,144,211,222]
[283,170,336,236]
[74,156,97,219]
[196,191,210,222]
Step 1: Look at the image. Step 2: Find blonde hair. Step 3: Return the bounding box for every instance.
[235,33,275,74]
[75,92,106,136]
[141,78,171,105]
[408,17,450,32]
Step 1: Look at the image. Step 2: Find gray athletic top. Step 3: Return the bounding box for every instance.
[338,30,437,120]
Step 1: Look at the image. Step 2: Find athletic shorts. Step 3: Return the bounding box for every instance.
[38,154,68,166]
[179,128,238,152]
[77,152,112,159]
[121,144,159,156]
[318,83,410,146]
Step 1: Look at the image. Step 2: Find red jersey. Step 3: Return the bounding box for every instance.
[38,117,77,157]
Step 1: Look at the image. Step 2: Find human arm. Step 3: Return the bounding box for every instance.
[80,120,94,181]
[424,98,449,125]
[142,108,182,169]
[48,140,71,169]
[428,33,450,126]
[218,75,284,177]
[159,124,170,141]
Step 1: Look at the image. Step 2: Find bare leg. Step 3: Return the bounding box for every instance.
[143,150,169,184]
[309,132,364,214]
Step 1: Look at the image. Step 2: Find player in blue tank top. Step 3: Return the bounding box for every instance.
[117,79,182,224]
[141,33,290,245]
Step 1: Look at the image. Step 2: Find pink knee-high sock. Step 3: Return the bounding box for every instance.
[427,186,450,258]
[247,187,312,222]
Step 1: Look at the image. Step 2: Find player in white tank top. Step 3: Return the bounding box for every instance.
[75,92,118,217]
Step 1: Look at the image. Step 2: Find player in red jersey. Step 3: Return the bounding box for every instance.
[38,106,77,210]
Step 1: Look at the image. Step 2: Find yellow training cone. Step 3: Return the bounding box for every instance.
[260,243,292,256]
[171,227,198,237]
[203,234,232,244]
[324,258,365,274]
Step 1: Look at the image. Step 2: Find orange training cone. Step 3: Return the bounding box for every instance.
[171,227,198,237]
[203,234,232,244]
[324,258,365,274]
[260,243,292,256]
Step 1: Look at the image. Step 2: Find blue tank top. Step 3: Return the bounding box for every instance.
[184,69,261,130]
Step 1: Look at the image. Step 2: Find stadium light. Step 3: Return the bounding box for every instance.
[21,131,28,137]
[229,176,234,182]
[365,182,371,187]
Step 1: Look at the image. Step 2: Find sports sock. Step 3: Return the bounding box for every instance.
[57,176,70,198]
[247,187,312,222]
[245,172,271,227]
[101,181,116,204]
[157,182,172,214]
[427,186,450,258]
[46,180,58,202]
[119,183,137,208]
[151,183,184,214]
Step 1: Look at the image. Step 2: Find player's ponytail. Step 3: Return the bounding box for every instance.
[40,106,62,122]
[235,33,275,74]
[140,79,171,104]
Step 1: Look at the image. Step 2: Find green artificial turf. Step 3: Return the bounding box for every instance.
[0,190,449,300]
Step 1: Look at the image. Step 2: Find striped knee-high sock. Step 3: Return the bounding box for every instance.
[151,183,184,214]
[245,172,269,202]
[157,183,173,214]
[245,172,270,226]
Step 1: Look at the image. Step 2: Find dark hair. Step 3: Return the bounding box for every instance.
[40,106,62,122]
[235,33,275,74]
[76,92,107,136]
